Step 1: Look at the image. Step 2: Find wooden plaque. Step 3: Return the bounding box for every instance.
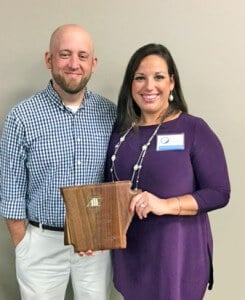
[60,181,136,252]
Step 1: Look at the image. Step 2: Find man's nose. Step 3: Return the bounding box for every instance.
[68,55,80,68]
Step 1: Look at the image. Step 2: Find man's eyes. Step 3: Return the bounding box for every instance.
[58,52,89,60]
[59,52,70,58]
[78,54,89,60]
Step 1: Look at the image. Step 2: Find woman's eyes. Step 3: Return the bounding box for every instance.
[134,76,145,81]
[134,75,165,81]
[155,75,165,80]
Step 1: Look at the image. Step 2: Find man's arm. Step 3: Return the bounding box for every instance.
[6,219,26,247]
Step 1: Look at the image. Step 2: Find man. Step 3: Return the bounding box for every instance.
[0,24,116,300]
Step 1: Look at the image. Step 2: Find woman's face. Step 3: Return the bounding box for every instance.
[131,54,174,124]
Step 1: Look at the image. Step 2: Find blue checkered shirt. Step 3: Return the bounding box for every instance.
[0,82,116,227]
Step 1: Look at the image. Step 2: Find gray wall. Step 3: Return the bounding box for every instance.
[0,1,244,299]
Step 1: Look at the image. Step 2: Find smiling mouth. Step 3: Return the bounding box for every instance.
[66,73,81,76]
[142,94,158,102]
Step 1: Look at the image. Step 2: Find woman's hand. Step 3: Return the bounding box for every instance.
[130,191,167,219]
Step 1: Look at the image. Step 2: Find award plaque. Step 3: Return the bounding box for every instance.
[60,180,137,252]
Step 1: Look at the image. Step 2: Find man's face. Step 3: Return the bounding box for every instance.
[46,27,97,95]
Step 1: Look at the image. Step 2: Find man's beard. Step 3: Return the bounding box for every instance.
[52,73,91,94]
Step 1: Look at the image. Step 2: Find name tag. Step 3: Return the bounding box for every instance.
[156,133,184,151]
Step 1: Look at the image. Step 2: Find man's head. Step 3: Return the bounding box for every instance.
[45,24,97,98]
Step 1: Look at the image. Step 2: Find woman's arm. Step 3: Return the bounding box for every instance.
[130,192,198,219]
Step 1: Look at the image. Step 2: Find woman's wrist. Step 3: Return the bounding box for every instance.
[176,197,182,215]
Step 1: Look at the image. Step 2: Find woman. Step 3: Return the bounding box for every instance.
[105,44,230,300]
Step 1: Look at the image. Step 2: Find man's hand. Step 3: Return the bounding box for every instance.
[6,219,26,247]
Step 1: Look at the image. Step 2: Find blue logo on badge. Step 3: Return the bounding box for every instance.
[160,137,169,144]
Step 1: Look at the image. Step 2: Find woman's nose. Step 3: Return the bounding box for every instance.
[144,78,154,90]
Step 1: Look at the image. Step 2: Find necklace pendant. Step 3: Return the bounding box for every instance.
[133,164,142,171]
[133,164,138,171]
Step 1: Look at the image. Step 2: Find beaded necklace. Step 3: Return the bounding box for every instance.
[110,122,162,190]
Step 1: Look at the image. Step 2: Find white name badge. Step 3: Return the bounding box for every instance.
[156,133,185,151]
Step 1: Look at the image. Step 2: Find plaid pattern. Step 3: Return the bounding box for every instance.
[0,82,116,227]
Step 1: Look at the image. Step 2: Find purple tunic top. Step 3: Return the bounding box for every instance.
[105,113,230,300]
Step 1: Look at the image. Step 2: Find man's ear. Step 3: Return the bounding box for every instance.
[45,52,52,69]
[91,56,98,73]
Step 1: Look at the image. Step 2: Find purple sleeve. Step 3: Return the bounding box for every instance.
[190,119,230,213]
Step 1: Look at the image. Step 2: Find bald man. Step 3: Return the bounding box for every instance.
[0,24,116,300]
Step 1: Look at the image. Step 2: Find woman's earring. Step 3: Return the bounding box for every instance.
[169,90,174,102]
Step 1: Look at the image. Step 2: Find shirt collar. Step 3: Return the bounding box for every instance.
[45,80,90,111]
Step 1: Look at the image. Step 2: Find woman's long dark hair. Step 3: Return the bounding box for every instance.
[115,43,188,132]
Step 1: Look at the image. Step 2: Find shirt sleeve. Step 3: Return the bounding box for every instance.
[0,111,28,219]
[190,119,231,213]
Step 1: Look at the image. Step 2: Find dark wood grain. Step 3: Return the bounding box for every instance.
[61,181,137,252]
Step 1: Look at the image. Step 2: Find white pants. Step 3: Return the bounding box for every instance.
[15,224,112,300]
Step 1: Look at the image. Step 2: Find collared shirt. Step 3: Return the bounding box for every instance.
[0,82,116,227]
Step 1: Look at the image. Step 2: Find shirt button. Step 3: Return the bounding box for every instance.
[77,160,81,165]
[77,138,81,142]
